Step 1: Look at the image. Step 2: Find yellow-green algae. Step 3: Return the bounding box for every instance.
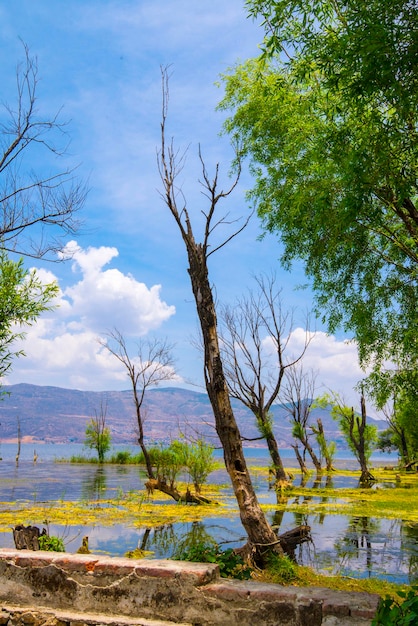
[1,466,416,602]
[257,468,418,523]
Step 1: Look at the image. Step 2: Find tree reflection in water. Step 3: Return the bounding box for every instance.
[81,466,107,501]
[135,521,247,560]
[401,522,418,583]
[335,516,379,577]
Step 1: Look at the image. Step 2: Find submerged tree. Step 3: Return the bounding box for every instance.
[220,273,313,485]
[101,329,176,479]
[84,401,111,463]
[317,393,378,483]
[281,364,322,474]
[158,68,283,562]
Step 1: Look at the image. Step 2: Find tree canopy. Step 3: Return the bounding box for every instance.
[0,253,58,382]
[220,0,418,403]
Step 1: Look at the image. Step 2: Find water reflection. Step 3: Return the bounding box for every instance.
[401,522,418,582]
[335,516,380,577]
[81,466,107,501]
[0,458,417,584]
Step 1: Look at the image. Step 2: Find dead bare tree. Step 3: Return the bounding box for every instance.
[157,68,284,563]
[101,329,176,479]
[0,43,86,260]
[219,273,314,485]
[281,364,323,474]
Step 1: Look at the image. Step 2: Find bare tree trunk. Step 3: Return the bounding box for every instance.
[158,68,282,561]
[188,249,282,557]
[264,425,287,483]
[291,443,308,475]
[315,418,335,472]
[357,396,375,483]
[296,432,322,473]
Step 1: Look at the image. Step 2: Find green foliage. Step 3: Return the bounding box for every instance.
[265,552,298,584]
[220,0,418,403]
[0,252,58,382]
[311,421,336,469]
[256,412,274,440]
[109,450,138,464]
[333,406,378,465]
[372,586,418,625]
[38,534,65,552]
[376,392,418,465]
[84,403,111,463]
[153,439,215,492]
[84,420,111,463]
[174,540,252,580]
[69,455,98,464]
[154,440,185,487]
[315,393,377,468]
[183,439,216,493]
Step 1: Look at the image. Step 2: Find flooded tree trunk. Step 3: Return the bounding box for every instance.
[188,250,282,558]
[292,443,308,475]
[158,69,284,562]
[315,418,335,472]
[357,396,375,483]
[259,415,288,483]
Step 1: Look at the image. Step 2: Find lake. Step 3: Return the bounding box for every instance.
[0,442,416,585]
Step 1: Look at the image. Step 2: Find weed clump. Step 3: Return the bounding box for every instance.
[174,541,252,580]
[372,586,418,625]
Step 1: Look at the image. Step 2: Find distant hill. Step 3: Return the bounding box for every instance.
[0,383,387,448]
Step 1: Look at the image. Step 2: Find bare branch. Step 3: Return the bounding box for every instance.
[0,43,86,260]
[100,329,176,480]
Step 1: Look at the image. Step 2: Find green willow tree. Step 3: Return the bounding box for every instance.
[219,0,418,405]
[0,253,58,382]
[84,402,111,463]
[377,392,418,465]
[316,392,378,483]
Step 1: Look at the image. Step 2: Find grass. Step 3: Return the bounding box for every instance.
[256,559,411,604]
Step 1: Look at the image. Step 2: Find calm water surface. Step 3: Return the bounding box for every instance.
[1,443,416,584]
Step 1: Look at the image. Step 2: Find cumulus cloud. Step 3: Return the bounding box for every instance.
[6,242,176,390]
[262,328,370,411]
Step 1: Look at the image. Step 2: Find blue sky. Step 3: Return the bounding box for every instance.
[0,1,373,412]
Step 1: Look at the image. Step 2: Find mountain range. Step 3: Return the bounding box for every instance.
[0,383,387,448]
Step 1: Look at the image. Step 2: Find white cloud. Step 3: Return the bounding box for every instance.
[263,328,371,411]
[6,242,176,390]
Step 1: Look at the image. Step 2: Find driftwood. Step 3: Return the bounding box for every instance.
[277,524,311,556]
[145,478,213,505]
[13,525,46,550]
[236,524,312,563]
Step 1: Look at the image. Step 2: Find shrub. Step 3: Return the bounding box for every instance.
[265,552,298,584]
[38,534,65,552]
[174,541,252,580]
[372,586,418,625]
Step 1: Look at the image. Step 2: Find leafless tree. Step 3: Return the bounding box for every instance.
[157,67,283,563]
[0,43,86,260]
[219,273,314,485]
[101,329,176,479]
[281,363,322,473]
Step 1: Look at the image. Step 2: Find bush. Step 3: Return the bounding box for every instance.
[265,552,298,584]
[109,450,133,464]
[38,534,65,552]
[372,586,418,625]
[174,541,252,580]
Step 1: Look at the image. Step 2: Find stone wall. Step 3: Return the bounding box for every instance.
[0,549,380,626]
